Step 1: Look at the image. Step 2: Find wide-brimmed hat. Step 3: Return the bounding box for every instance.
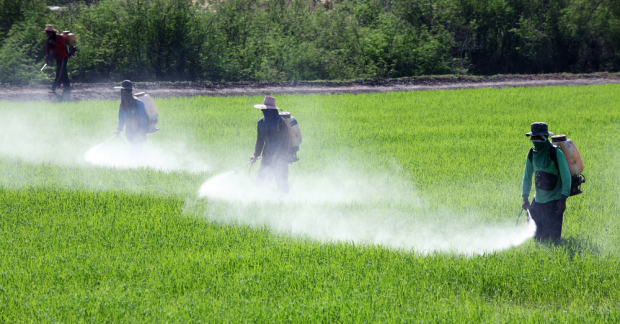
[114,80,133,90]
[43,24,58,33]
[526,122,553,137]
[254,96,278,110]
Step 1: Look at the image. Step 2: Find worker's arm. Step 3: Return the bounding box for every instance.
[522,153,533,200]
[45,39,53,62]
[253,120,265,158]
[556,148,571,200]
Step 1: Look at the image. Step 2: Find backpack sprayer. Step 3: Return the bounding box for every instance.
[279,112,302,163]
[517,133,585,227]
[133,92,160,133]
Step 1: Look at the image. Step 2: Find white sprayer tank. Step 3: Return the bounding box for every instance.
[134,92,160,133]
[551,135,583,175]
[62,31,77,46]
[279,112,302,146]
[134,92,159,122]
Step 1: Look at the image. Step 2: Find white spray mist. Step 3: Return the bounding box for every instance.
[0,107,210,173]
[197,164,535,255]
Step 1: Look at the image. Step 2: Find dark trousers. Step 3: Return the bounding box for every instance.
[52,57,70,90]
[125,129,146,156]
[530,199,564,242]
[256,158,289,193]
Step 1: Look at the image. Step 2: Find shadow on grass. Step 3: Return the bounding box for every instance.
[536,236,602,256]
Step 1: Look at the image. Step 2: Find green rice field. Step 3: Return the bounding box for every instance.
[1,85,619,322]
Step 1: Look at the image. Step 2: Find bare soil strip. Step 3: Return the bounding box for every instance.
[1,74,619,101]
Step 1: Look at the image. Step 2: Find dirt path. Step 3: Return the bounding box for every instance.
[1,73,619,101]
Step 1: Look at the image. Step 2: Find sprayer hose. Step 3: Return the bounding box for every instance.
[515,208,524,227]
[249,162,257,182]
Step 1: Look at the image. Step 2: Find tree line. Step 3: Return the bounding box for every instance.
[1,0,619,85]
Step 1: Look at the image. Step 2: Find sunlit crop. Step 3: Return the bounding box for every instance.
[0,85,619,321]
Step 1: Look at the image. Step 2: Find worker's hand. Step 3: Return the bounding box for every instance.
[113,130,121,137]
[556,199,566,214]
[522,199,530,210]
[250,156,257,163]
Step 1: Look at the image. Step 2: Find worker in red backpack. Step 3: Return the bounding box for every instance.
[44,24,70,93]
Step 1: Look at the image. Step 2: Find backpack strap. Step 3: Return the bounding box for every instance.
[528,146,560,172]
[258,118,282,131]
[549,146,559,172]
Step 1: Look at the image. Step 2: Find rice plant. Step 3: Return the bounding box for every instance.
[0,85,619,322]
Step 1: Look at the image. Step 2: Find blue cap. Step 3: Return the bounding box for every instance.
[114,80,133,90]
[526,122,553,137]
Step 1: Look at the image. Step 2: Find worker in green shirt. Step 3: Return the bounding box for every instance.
[522,122,571,242]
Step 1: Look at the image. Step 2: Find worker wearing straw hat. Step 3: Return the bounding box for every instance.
[44,24,70,93]
[250,96,291,192]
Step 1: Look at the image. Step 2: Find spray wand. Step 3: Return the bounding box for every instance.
[100,134,119,145]
[232,157,261,172]
[516,194,536,227]
[97,134,128,147]
[515,207,533,227]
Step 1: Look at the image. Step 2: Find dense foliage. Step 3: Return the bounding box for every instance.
[1,0,620,83]
[1,85,620,320]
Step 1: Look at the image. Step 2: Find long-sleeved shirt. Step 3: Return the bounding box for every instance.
[522,145,571,203]
[117,98,148,134]
[253,118,290,164]
[46,34,69,61]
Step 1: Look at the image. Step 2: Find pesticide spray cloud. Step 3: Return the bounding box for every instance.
[0,103,534,254]
[0,107,209,173]
[199,164,408,204]
[84,139,209,173]
[197,163,535,255]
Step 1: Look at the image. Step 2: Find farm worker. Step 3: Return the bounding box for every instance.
[44,24,70,93]
[113,80,148,154]
[250,96,291,193]
[521,122,571,243]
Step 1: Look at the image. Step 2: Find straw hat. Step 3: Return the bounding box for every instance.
[43,24,58,33]
[253,96,279,110]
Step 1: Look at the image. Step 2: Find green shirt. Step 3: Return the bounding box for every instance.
[522,145,571,203]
